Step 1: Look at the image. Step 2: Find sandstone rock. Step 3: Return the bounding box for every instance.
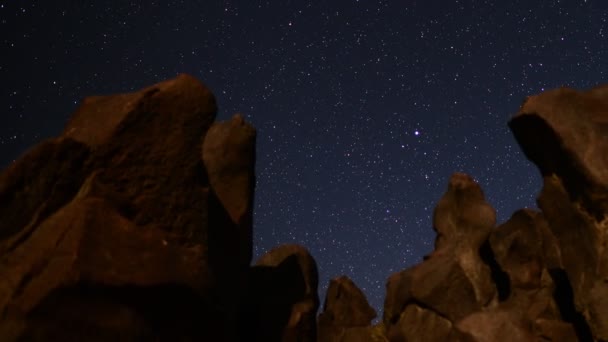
[375,86,608,341]
[0,138,90,243]
[384,173,497,339]
[432,173,496,251]
[0,74,255,341]
[387,304,456,342]
[510,86,608,218]
[510,86,608,340]
[241,244,319,342]
[203,113,256,228]
[317,276,376,342]
[489,209,560,291]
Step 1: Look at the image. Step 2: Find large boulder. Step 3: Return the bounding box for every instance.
[0,75,256,341]
[510,85,608,340]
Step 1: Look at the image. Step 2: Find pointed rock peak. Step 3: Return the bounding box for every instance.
[432,173,496,251]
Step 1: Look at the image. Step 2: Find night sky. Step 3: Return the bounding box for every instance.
[1,1,607,314]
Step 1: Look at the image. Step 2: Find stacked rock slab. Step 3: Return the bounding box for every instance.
[0,75,256,341]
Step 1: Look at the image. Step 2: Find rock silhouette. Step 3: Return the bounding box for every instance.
[0,76,607,341]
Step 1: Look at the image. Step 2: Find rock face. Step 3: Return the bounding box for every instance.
[0,74,256,341]
[510,86,608,341]
[317,276,377,342]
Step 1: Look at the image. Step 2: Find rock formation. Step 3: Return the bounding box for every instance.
[1,75,607,341]
[0,74,255,341]
[375,86,608,341]
[317,276,377,342]
[383,173,498,341]
[509,86,608,341]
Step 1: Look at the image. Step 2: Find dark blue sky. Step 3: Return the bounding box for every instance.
[1,1,607,314]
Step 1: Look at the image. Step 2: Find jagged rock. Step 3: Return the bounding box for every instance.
[0,74,256,341]
[482,209,587,341]
[4,72,608,341]
[381,85,608,341]
[489,209,560,290]
[386,304,456,342]
[317,276,376,342]
[384,173,497,340]
[510,86,608,340]
[241,244,319,342]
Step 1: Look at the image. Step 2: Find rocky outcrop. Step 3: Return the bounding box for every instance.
[378,85,608,341]
[2,75,608,341]
[317,276,377,342]
[0,75,255,341]
[509,86,608,341]
[383,173,497,340]
[381,175,582,341]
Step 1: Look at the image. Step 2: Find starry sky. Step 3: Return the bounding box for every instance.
[1,1,607,315]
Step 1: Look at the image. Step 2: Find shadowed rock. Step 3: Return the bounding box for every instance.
[0,74,255,341]
[317,276,376,342]
[489,209,561,290]
[241,244,319,342]
[510,86,608,340]
[203,113,256,228]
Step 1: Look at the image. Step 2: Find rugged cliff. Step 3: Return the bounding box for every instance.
[0,76,606,341]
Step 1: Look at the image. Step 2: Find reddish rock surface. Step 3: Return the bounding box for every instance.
[0,74,255,341]
[376,85,608,341]
[383,173,497,340]
[317,276,376,342]
[510,86,608,341]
